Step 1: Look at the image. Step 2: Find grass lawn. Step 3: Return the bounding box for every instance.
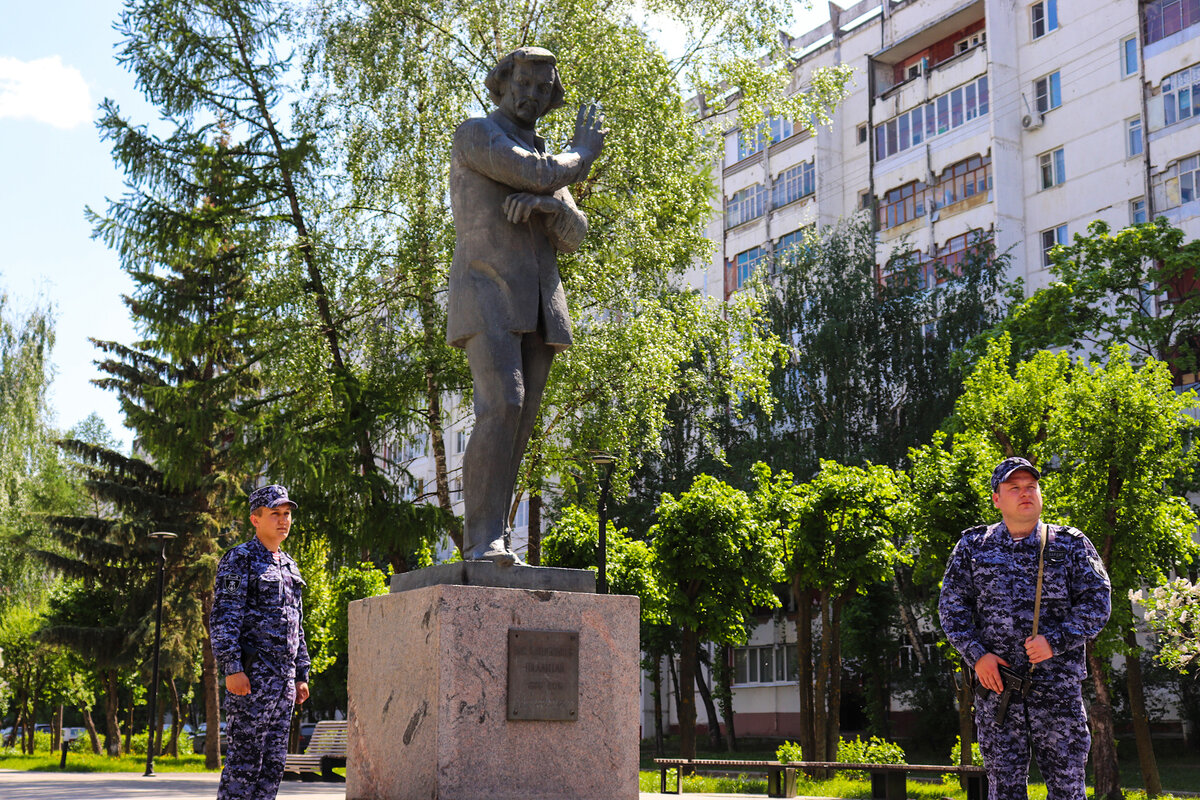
[0,750,217,773]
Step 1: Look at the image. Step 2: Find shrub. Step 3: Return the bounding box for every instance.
[943,736,984,783]
[836,735,906,779]
[776,741,803,763]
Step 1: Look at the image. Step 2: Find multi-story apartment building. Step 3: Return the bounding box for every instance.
[687,0,1200,308]
[656,0,1200,740]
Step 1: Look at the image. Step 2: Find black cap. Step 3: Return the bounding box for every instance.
[990,457,1041,492]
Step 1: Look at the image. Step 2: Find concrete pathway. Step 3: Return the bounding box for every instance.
[0,771,739,800]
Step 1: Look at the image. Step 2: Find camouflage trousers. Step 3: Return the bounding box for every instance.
[975,681,1090,800]
[217,663,296,800]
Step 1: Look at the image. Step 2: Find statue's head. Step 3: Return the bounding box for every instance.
[486,47,566,127]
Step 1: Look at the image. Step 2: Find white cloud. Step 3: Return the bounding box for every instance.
[0,55,92,129]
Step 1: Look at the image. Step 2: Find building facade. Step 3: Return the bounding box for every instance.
[652,0,1200,740]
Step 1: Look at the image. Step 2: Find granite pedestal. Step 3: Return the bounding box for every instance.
[346,579,640,800]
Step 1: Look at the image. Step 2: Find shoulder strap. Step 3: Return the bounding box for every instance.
[1029,522,1048,672]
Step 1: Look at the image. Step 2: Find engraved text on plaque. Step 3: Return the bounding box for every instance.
[507,629,579,721]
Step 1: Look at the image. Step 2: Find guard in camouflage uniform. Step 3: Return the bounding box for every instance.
[939,458,1110,800]
[211,484,310,800]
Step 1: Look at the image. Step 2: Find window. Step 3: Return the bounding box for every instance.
[874,76,988,160]
[736,116,795,160]
[857,123,868,144]
[775,228,811,272]
[879,181,929,229]
[907,62,923,80]
[859,189,873,209]
[1122,36,1139,77]
[956,31,986,53]
[1131,197,1148,224]
[733,645,798,685]
[1162,65,1200,127]
[454,428,469,454]
[726,184,767,228]
[773,160,816,207]
[734,246,767,289]
[1039,147,1066,189]
[1144,0,1200,46]
[513,499,529,529]
[939,155,992,207]
[937,230,988,278]
[1034,72,1062,113]
[1041,224,1068,266]
[1128,117,1144,157]
[1155,153,1200,209]
[1032,0,1058,39]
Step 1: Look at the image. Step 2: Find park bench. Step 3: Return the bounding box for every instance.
[283,720,347,782]
[654,757,987,800]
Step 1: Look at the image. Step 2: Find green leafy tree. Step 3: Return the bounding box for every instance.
[651,474,780,761]
[950,336,1200,800]
[0,291,59,611]
[753,460,902,766]
[897,432,994,762]
[733,218,1011,479]
[983,218,1200,373]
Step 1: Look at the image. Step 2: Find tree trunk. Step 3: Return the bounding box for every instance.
[104,670,121,757]
[1124,628,1162,797]
[793,579,816,764]
[52,704,63,752]
[82,706,101,755]
[668,653,682,741]
[1087,642,1121,800]
[814,589,832,765]
[717,644,738,752]
[201,588,222,769]
[678,627,700,761]
[652,658,664,756]
[124,698,133,755]
[167,676,182,758]
[156,678,167,756]
[824,594,845,763]
[694,647,724,750]
[527,493,542,566]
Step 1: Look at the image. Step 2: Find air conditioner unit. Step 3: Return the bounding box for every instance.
[1021,113,1044,130]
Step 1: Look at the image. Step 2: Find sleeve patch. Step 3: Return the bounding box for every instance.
[219,575,241,594]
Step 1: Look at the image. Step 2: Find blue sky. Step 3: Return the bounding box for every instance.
[0,1,827,450]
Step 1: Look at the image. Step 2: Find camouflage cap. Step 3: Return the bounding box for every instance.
[990,457,1041,492]
[249,484,297,512]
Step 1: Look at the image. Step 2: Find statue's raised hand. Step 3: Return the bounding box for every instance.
[571,102,607,163]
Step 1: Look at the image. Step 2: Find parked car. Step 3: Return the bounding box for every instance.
[192,723,228,755]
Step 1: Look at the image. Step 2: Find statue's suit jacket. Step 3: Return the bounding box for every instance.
[447,110,589,351]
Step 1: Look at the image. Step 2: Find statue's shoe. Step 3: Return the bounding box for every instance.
[466,538,523,566]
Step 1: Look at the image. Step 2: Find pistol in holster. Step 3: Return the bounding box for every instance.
[974,664,1033,724]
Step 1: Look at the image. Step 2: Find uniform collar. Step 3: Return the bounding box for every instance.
[248,535,289,562]
[997,520,1043,547]
[490,109,545,152]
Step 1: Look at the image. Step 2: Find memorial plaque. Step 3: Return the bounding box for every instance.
[507,628,579,721]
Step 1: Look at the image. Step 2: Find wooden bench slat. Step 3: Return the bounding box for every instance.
[652,757,988,800]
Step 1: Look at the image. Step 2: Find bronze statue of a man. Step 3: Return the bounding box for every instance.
[446,47,605,563]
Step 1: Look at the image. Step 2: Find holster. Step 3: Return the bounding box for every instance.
[241,641,259,672]
[974,664,1033,724]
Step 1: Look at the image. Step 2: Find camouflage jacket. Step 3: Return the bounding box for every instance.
[938,521,1110,684]
[210,536,310,682]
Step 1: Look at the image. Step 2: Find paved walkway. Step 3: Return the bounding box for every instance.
[0,771,731,800]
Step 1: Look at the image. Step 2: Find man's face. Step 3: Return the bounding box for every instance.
[499,60,557,128]
[250,505,293,551]
[991,470,1042,530]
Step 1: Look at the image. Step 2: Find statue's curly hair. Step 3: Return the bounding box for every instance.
[485,47,566,112]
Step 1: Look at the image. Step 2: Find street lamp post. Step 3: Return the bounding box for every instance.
[144,531,177,777]
[590,452,616,594]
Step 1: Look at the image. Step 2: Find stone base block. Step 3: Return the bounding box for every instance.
[347,583,640,800]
